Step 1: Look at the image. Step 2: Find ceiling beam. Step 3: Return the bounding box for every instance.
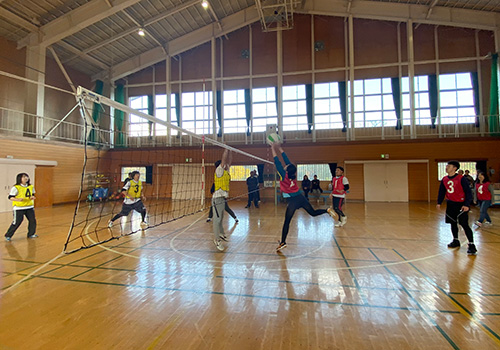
[17,0,141,49]
[297,0,500,31]
[56,41,110,71]
[63,0,200,64]
[0,6,39,32]
[93,6,260,81]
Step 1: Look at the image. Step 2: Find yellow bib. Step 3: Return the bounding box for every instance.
[12,185,34,207]
[127,180,142,198]
[214,169,230,192]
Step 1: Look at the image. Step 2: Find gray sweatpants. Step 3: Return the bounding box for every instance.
[212,196,226,242]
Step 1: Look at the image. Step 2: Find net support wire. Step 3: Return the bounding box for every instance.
[76,86,274,165]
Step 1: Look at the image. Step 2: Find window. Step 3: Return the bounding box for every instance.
[155,94,178,136]
[129,96,150,137]
[437,162,477,181]
[223,89,247,134]
[121,166,152,184]
[282,85,308,131]
[352,78,396,128]
[252,87,277,132]
[439,73,475,125]
[314,82,343,130]
[402,75,431,125]
[229,165,258,181]
[297,164,332,181]
[182,91,213,134]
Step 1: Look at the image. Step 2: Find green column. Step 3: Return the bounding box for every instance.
[489,53,499,136]
[114,84,126,147]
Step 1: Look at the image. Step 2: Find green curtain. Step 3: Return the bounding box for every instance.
[114,84,125,147]
[275,87,280,131]
[338,81,347,132]
[216,90,222,137]
[470,72,480,127]
[391,77,402,130]
[305,84,313,134]
[489,53,499,135]
[428,74,438,129]
[244,88,251,136]
[174,93,181,127]
[147,94,154,137]
[89,80,104,143]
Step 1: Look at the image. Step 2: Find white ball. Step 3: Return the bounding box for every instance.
[266,132,282,145]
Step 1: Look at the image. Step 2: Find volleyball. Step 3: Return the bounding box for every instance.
[267,132,282,145]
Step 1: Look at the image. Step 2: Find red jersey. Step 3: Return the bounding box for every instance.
[332,176,345,195]
[280,173,299,194]
[442,174,465,202]
[476,182,492,201]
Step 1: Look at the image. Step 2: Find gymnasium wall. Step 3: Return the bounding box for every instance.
[0,137,99,205]
[104,137,500,202]
[0,36,92,125]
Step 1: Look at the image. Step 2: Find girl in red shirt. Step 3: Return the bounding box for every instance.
[474,171,494,227]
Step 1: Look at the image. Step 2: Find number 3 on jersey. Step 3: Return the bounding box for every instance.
[446,180,454,193]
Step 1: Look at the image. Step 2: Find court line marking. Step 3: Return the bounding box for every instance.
[146,311,184,350]
[394,249,500,348]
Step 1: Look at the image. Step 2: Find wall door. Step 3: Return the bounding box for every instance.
[364,162,408,202]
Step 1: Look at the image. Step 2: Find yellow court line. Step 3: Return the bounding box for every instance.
[146,312,184,350]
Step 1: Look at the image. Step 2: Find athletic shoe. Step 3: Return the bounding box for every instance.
[447,239,460,248]
[5,237,11,242]
[340,216,347,226]
[28,234,38,239]
[245,205,250,208]
[220,235,228,242]
[474,221,482,227]
[108,220,113,228]
[276,242,287,251]
[235,219,239,223]
[206,218,212,222]
[214,239,224,251]
[140,221,148,229]
[467,243,477,255]
[485,221,492,226]
[327,207,338,221]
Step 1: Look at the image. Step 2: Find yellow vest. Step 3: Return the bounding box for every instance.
[214,169,230,192]
[12,185,34,207]
[127,180,142,198]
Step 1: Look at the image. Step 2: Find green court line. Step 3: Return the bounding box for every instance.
[368,248,459,350]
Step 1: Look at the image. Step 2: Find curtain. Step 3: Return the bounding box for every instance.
[470,72,480,127]
[147,94,154,137]
[305,83,313,134]
[114,84,125,147]
[391,77,402,130]
[89,80,104,143]
[245,88,252,136]
[489,53,499,135]
[428,74,438,129]
[174,93,181,127]
[216,90,222,137]
[328,163,337,179]
[275,87,280,131]
[338,82,347,132]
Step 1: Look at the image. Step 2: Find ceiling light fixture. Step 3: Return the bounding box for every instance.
[138,28,145,36]
[201,0,208,9]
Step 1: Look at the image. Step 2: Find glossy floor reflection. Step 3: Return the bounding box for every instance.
[1,201,500,349]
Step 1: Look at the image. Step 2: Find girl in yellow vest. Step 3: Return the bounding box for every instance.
[5,173,37,241]
[108,171,148,229]
[212,149,232,251]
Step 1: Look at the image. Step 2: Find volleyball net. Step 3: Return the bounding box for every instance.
[62,86,276,253]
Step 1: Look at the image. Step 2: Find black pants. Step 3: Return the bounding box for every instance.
[332,196,345,218]
[303,189,310,199]
[5,208,37,238]
[445,200,474,243]
[281,194,328,244]
[247,191,259,207]
[208,200,236,219]
[111,200,146,222]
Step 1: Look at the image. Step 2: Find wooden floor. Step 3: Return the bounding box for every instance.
[1,200,500,349]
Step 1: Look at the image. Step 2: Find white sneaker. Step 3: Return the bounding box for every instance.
[340,216,347,226]
[107,220,113,228]
[140,221,148,229]
[334,222,341,227]
[206,218,212,222]
[485,221,492,226]
[327,207,338,221]
[214,239,224,251]
[474,221,482,227]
